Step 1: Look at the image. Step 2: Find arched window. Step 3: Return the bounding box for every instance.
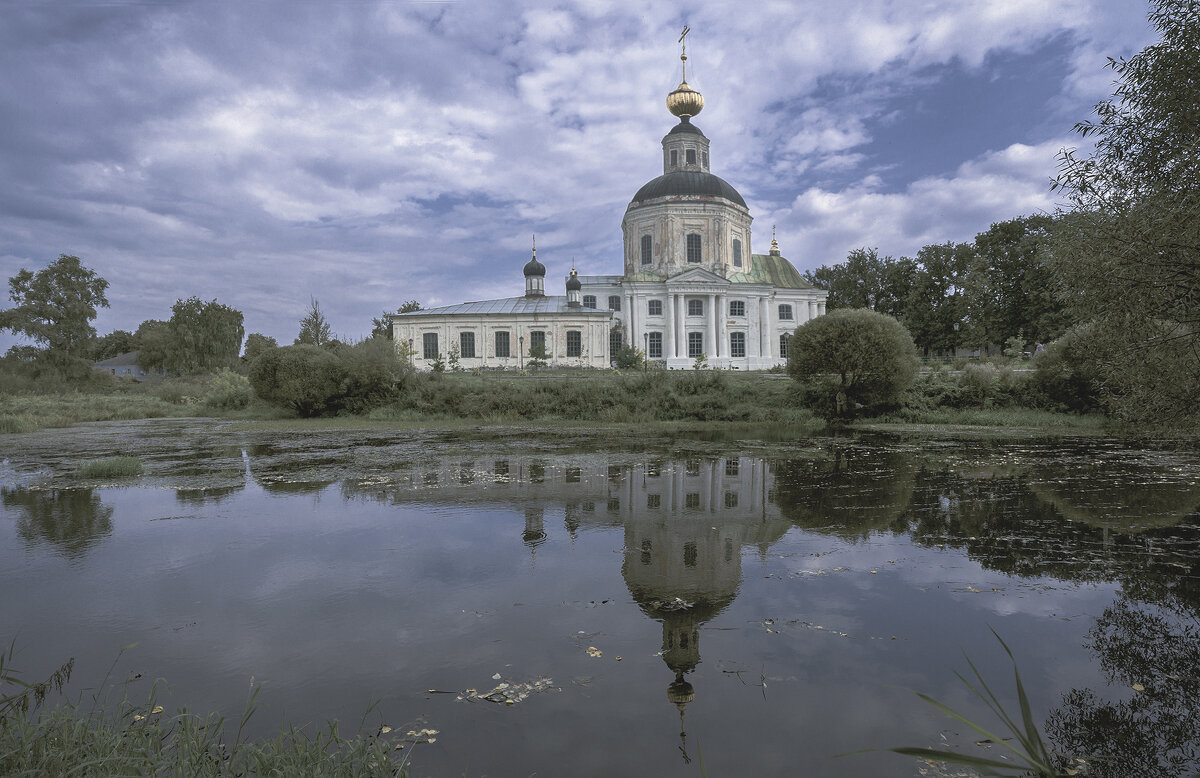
[609,329,622,357]
[687,298,704,316]
[640,235,652,265]
[733,238,743,267]
[686,233,702,263]
[583,295,596,309]
[779,333,790,358]
[608,295,621,311]
[702,151,708,167]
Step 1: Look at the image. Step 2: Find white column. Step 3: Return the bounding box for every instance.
[707,294,717,358]
[763,297,773,360]
[818,300,826,315]
[808,300,817,322]
[717,293,727,360]
[625,292,634,345]
[665,293,676,359]
[675,294,685,358]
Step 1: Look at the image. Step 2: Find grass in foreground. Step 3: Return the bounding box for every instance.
[1,644,409,777]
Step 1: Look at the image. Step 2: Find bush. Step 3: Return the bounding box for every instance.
[249,344,347,417]
[203,368,253,410]
[787,309,920,419]
[77,457,143,478]
[1026,324,1101,412]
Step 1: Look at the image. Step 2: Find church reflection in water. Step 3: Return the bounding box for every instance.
[339,453,791,751]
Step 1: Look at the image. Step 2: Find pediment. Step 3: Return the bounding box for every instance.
[666,267,730,285]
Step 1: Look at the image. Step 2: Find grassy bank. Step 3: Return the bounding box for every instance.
[0,366,1115,435]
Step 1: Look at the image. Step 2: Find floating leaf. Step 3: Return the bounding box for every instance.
[1132,683,1145,691]
[586,646,603,658]
[151,705,164,714]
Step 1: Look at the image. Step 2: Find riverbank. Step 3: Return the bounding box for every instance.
[0,368,1116,436]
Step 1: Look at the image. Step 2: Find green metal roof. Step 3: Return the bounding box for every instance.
[727,254,813,289]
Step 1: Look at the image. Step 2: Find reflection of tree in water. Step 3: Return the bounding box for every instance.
[1047,597,1200,778]
[3,487,114,559]
[773,445,917,539]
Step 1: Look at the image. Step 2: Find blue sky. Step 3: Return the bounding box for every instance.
[0,0,1156,350]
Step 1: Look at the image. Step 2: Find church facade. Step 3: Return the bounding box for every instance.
[391,49,827,370]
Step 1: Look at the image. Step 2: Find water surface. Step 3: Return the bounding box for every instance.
[3,420,1199,777]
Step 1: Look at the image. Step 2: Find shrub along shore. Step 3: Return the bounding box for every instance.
[0,360,1113,436]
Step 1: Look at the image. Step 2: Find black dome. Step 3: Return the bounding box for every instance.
[565,273,582,291]
[665,118,707,138]
[523,257,545,277]
[630,171,747,208]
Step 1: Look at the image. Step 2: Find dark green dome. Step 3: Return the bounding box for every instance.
[630,171,746,208]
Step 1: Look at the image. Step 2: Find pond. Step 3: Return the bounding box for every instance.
[2,420,1200,777]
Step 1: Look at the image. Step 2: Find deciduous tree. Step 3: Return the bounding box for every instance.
[0,254,109,375]
[1051,0,1200,422]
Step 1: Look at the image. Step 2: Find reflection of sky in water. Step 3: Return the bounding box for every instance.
[2,421,1199,776]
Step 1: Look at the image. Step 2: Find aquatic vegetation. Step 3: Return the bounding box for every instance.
[77,456,144,478]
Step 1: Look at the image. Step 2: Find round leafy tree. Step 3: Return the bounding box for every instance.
[787,308,919,418]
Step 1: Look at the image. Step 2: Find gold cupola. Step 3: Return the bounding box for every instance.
[666,27,704,119]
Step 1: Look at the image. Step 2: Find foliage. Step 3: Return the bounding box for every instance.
[371,300,421,340]
[527,342,549,370]
[134,319,171,372]
[887,630,1063,777]
[249,344,347,417]
[429,352,445,373]
[90,329,136,362]
[1050,0,1200,424]
[296,297,333,347]
[242,333,278,364]
[249,340,411,417]
[966,216,1071,351]
[1,641,74,726]
[447,343,461,372]
[1026,325,1102,413]
[164,297,245,374]
[613,344,644,370]
[77,456,144,479]
[0,254,109,377]
[903,242,971,355]
[203,368,254,410]
[787,308,920,419]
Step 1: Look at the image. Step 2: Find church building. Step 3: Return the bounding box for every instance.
[391,42,827,369]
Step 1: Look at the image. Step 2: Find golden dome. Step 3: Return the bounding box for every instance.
[667,80,704,118]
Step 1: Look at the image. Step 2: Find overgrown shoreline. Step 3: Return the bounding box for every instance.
[0,367,1118,437]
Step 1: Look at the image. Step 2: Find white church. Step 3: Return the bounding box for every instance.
[391,43,827,370]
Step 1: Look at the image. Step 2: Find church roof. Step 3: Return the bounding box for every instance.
[630,171,747,208]
[727,253,816,289]
[393,296,611,317]
[665,119,706,138]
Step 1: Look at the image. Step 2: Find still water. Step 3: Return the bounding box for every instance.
[2,420,1200,777]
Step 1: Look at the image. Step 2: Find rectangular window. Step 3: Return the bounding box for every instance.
[647,493,661,509]
[685,492,700,508]
[730,331,745,357]
[459,331,475,359]
[688,298,703,316]
[608,295,621,311]
[724,491,739,508]
[670,150,678,166]
[422,332,438,360]
[688,331,703,358]
[583,295,596,309]
[733,238,742,267]
[702,151,708,167]
[686,149,696,164]
[686,233,702,263]
[647,331,662,358]
[648,299,663,316]
[725,458,740,476]
[779,333,790,359]
[729,300,745,316]
[566,330,582,357]
[779,304,794,320]
[641,235,652,265]
[529,330,546,356]
[610,329,622,357]
[495,331,510,358]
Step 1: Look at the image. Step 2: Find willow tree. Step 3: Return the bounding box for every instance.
[1052,0,1200,422]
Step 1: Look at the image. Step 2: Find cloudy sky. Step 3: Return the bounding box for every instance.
[0,0,1155,349]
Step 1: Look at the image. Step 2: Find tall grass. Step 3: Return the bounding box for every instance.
[77,456,144,478]
[0,645,410,777]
